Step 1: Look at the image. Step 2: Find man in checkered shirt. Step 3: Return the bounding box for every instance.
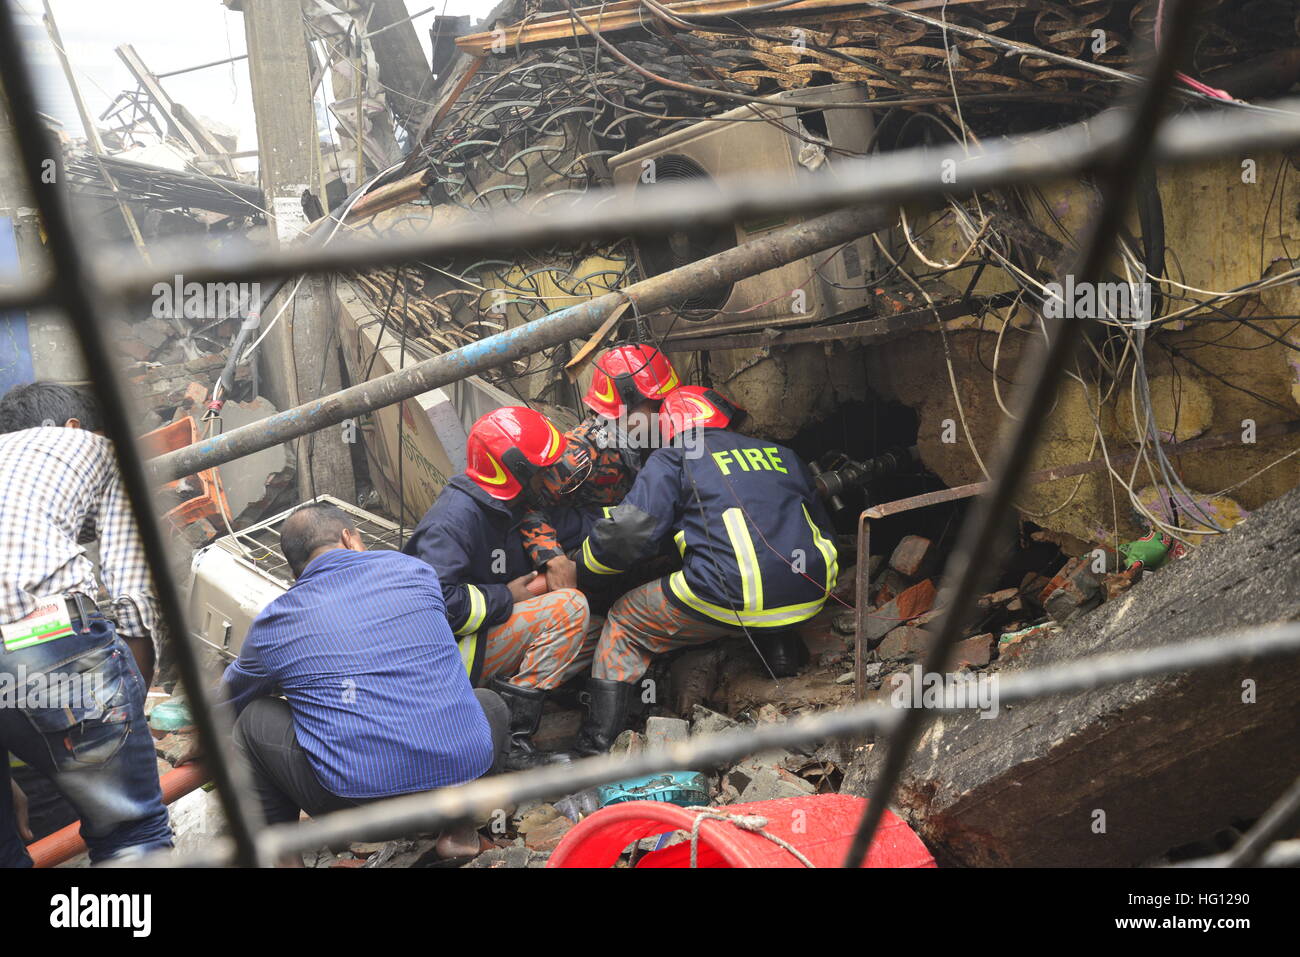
[0,383,172,866]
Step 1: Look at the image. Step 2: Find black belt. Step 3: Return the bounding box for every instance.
[64,593,113,633]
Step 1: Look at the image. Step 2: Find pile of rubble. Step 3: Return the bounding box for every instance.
[111,316,252,433]
[372,705,848,869]
[138,515,1198,869]
[841,528,1182,705]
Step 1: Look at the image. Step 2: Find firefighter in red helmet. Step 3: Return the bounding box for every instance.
[568,386,839,756]
[403,406,600,769]
[518,343,682,589]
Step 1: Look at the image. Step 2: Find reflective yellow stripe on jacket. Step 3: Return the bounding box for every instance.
[668,505,836,628]
[582,538,623,575]
[455,584,487,636]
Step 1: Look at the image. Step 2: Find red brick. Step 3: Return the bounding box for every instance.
[951,633,995,668]
[978,587,1019,609]
[118,339,154,362]
[895,579,937,621]
[888,535,935,578]
[1102,568,1139,601]
[865,579,937,643]
[877,625,930,661]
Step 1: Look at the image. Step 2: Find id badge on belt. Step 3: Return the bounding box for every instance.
[1,597,76,652]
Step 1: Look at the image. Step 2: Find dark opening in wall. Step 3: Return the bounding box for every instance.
[786,392,966,562]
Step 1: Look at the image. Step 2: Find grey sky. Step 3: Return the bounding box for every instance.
[13,0,498,157]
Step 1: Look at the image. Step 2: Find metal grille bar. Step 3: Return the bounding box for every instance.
[118,622,1300,867]
[844,0,1207,865]
[7,95,1300,317]
[1,0,1296,870]
[0,2,267,868]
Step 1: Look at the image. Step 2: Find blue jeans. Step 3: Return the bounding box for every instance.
[0,616,172,866]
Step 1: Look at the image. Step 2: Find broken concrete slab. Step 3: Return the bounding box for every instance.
[644,716,689,750]
[997,623,1060,661]
[878,627,994,668]
[611,729,646,755]
[736,766,818,803]
[949,633,995,669]
[867,553,884,579]
[690,705,740,737]
[978,587,1020,609]
[843,483,1300,867]
[877,625,927,661]
[213,396,290,519]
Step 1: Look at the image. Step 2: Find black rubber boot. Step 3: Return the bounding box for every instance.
[754,630,809,678]
[490,678,566,770]
[573,678,635,757]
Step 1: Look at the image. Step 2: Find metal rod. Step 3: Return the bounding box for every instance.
[128,620,1300,867]
[5,95,1300,317]
[1173,839,1300,868]
[1220,773,1300,868]
[148,202,901,483]
[0,2,267,868]
[156,52,250,79]
[854,510,870,703]
[842,0,1209,868]
[42,1,151,260]
[862,420,1300,521]
[848,420,1300,702]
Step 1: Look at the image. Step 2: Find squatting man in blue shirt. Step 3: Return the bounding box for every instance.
[218,502,510,863]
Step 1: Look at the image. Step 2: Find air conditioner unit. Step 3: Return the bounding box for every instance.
[608,83,887,338]
[187,495,404,659]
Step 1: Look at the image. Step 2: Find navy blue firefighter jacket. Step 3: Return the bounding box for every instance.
[574,429,839,630]
[403,474,590,679]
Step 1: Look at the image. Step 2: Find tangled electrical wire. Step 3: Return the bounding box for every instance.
[330,0,1300,546]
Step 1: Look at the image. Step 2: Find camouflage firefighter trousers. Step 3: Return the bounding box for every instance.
[479,588,603,690]
[592,578,736,684]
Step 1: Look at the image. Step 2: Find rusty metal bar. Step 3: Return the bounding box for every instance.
[854,510,871,703]
[849,419,1300,698]
[0,0,1294,873]
[663,294,1016,351]
[0,2,267,867]
[7,94,1300,317]
[865,419,1300,521]
[842,0,1211,867]
[125,620,1300,867]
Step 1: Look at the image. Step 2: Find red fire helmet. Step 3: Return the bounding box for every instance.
[583,344,680,419]
[466,406,567,500]
[660,385,746,442]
